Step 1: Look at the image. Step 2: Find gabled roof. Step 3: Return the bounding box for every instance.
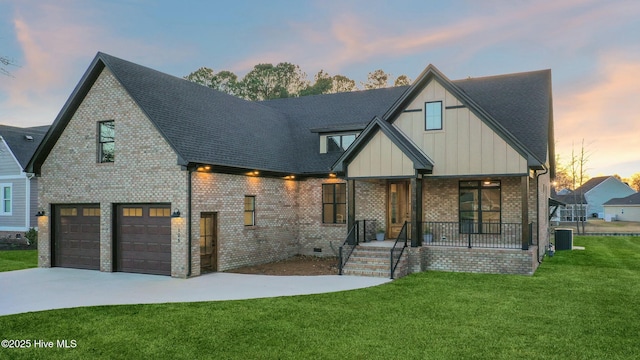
[383,64,553,171]
[573,176,614,194]
[28,52,554,178]
[604,192,640,206]
[331,116,433,175]
[0,124,49,168]
[27,52,407,175]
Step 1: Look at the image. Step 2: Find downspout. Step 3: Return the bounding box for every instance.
[187,167,193,277]
[536,165,549,263]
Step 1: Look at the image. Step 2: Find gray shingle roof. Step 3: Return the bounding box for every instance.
[453,69,552,165]
[28,52,554,177]
[260,87,408,173]
[0,124,49,168]
[604,192,640,206]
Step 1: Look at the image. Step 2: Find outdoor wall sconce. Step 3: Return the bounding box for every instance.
[171,209,181,218]
[35,210,46,217]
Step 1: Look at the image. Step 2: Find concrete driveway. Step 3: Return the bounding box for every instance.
[0,268,390,316]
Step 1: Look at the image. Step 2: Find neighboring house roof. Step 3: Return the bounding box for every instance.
[27,52,554,177]
[552,193,587,205]
[573,176,610,194]
[553,176,633,205]
[604,192,640,206]
[0,124,49,169]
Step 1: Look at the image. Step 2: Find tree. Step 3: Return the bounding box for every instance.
[628,173,640,192]
[1,55,17,77]
[299,70,332,96]
[553,153,573,191]
[394,74,411,86]
[331,75,357,93]
[237,62,307,101]
[184,67,216,87]
[568,139,590,234]
[184,67,239,96]
[363,69,389,90]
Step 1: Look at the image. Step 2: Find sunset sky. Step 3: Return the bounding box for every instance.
[1,0,639,178]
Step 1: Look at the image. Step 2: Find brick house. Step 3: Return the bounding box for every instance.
[27,52,555,278]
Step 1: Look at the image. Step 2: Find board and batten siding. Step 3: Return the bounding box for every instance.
[347,130,415,178]
[394,79,528,176]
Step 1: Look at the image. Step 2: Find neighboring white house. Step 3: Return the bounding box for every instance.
[603,192,640,222]
[551,176,636,222]
[0,124,49,235]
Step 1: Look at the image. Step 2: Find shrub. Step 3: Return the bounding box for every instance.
[24,228,38,247]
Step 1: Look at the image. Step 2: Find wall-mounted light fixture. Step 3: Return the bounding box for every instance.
[284,175,296,180]
[329,173,337,178]
[35,210,46,217]
[171,209,181,218]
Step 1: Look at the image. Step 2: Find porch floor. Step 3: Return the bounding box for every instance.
[359,240,396,248]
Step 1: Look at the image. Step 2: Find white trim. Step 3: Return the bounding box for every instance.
[0,174,27,180]
[25,176,31,229]
[0,226,29,232]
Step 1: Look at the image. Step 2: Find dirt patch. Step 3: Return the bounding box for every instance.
[553,219,640,233]
[226,255,339,276]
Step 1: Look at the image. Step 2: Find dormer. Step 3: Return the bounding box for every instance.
[310,123,366,154]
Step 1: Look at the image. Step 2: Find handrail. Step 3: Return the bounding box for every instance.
[338,221,359,275]
[421,221,530,249]
[390,221,408,279]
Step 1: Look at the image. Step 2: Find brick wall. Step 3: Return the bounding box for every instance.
[38,68,189,277]
[297,178,347,256]
[423,246,538,275]
[191,172,300,273]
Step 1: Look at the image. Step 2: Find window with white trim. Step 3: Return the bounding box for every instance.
[1,184,12,215]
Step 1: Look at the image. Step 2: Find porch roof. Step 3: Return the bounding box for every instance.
[331,116,433,178]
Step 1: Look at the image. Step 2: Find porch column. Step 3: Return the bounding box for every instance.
[410,177,423,247]
[347,179,356,231]
[521,175,530,250]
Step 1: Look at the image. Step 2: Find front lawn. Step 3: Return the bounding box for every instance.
[1,237,639,359]
[0,250,37,272]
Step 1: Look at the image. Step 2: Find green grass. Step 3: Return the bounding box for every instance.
[1,237,639,359]
[0,250,37,272]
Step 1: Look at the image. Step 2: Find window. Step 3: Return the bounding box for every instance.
[459,180,501,234]
[60,208,78,217]
[322,183,346,224]
[123,207,143,217]
[1,184,12,215]
[327,134,357,152]
[82,208,101,217]
[149,208,170,217]
[244,196,255,226]
[425,101,442,130]
[98,120,115,163]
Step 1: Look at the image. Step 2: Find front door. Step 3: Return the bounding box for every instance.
[388,181,410,239]
[200,212,217,272]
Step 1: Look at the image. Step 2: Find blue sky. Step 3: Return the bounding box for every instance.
[1,0,640,178]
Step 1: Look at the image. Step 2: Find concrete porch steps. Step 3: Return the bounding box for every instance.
[342,245,410,278]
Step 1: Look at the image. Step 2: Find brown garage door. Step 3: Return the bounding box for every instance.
[116,204,171,275]
[54,204,101,270]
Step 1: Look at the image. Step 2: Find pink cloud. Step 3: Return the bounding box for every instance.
[554,53,640,175]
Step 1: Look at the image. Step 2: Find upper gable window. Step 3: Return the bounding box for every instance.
[425,101,442,130]
[327,134,356,152]
[98,120,115,163]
